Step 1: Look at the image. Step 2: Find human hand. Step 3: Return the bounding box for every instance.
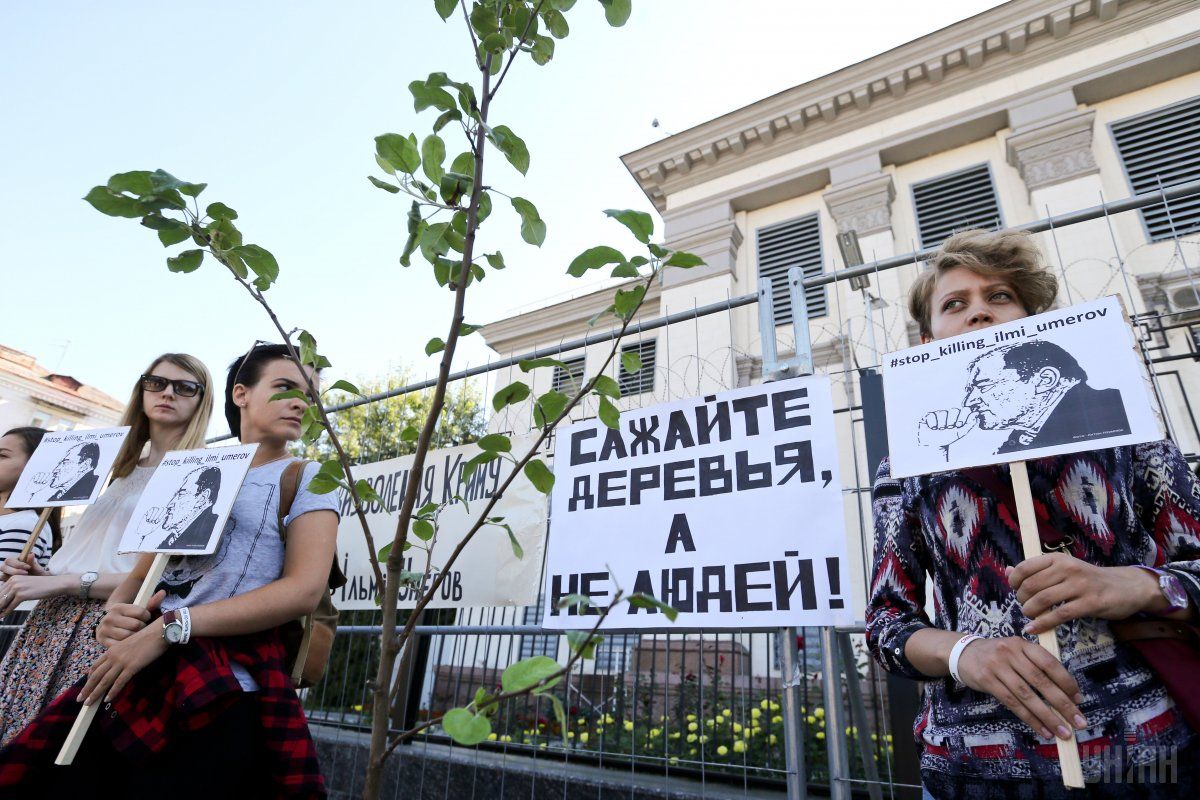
[0,574,68,615]
[917,408,977,455]
[96,589,166,647]
[955,636,1087,741]
[80,613,169,705]
[1007,553,1160,634]
[0,555,48,581]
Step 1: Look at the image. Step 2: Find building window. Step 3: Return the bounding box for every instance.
[618,340,656,396]
[29,414,48,428]
[911,163,1003,249]
[1110,95,1200,243]
[595,634,640,672]
[551,354,586,395]
[755,212,825,325]
[520,596,558,660]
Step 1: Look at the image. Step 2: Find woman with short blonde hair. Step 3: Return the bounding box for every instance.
[0,353,213,744]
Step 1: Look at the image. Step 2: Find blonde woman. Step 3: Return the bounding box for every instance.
[0,353,213,744]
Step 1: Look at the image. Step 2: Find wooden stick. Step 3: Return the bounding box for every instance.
[1010,461,1084,789]
[55,552,171,766]
[17,508,53,563]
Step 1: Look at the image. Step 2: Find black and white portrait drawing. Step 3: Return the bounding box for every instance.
[919,339,1131,460]
[134,466,222,551]
[5,427,130,509]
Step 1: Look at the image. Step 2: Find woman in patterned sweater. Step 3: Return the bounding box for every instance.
[866,229,1200,798]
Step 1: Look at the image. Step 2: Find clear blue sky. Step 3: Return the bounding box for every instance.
[0,1,1001,429]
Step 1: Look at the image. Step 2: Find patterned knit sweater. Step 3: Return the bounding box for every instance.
[866,440,1200,782]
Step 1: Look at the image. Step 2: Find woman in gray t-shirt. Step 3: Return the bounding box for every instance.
[19,344,341,796]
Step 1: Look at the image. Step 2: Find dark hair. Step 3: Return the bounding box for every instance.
[972,340,1088,384]
[195,466,222,503]
[224,343,293,438]
[78,441,100,469]
[2,427,63,551]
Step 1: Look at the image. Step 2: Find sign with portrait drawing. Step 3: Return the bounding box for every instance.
[881,296,1163,478]
[4,427,131,508]
[116,444,259,555]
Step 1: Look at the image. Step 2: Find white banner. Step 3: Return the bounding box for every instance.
[882,296,1163,478]
[5,427,130,509]
[541,376,852,630]
[332,435,549,610]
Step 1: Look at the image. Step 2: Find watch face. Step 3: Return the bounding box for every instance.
[82,572,98,583]
[164,622,184,644]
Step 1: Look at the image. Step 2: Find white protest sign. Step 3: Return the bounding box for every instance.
[882,296,1163,479]
[116,444,258,555]
[4,427,130,508]
[332,434,549,610]
[541,375,852,630]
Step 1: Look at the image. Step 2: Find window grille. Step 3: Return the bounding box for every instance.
[519,596,558,659]
[551,354,586,395]
[1111,95,1200,242]
[618,340,656,396]
[755,213,825,324]
[912,163,1003,249]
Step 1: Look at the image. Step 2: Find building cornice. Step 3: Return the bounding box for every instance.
[480,279,664,356]
[621,0,1192,211]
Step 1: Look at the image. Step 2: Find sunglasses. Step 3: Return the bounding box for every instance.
[140,374,204,398]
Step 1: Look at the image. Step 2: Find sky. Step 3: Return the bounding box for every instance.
[0,0,1004,428]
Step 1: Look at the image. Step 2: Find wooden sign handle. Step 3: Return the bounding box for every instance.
[55,552,171,766]
[1010,461,1085,789]
[17,508,53,563]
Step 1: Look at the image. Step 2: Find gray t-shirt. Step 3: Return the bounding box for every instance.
[159,458,339,688]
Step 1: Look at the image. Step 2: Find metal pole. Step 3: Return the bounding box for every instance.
[821,627,850,800]
[838,632,882,800]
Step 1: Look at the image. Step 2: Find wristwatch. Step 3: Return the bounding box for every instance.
[161,610,185,645]
[1136,566,1189,614]
[79,571,99,600]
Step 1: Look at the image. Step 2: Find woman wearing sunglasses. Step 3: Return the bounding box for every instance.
[0,354,213,745]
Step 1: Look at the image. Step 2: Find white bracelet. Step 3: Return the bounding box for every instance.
[178,607,192,645]
[948,634,984,684]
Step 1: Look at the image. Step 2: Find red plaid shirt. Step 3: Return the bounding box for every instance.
[0,629,324,797]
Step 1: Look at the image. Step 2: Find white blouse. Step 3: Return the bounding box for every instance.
[47,465,153,576]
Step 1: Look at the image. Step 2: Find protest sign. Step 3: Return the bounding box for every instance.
[540,375,852,630]
[116,444,258,556]
[332,434,549,610]
[5,427,130,508]
[882,296,1162,479]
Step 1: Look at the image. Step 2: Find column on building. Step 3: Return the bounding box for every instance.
[659,199,742,399]
[822,153,901,365]
[1005,91,1133,310]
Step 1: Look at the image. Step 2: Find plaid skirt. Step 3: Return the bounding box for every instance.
[0,595,105,746]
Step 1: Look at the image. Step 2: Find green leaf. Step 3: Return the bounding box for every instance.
[477,433,512,452]
[543,9,569,38]
[567,246,625,277]
[556,593,592,611]
[377,541,392,562]
[510,197,546,246]
[610,264,640,278]
[523,458,554,493]
[459,322,480,336]
[533,390,571,427]
[493,381,530,412]
[375,133,421,174]
[604,209,653,244]
[318,459,346,480]
[107,171,155,195]
[489,124,529,175]
[409,78,457,113]
[548,694,568,744]
[149,218,192,247]
[621,351,643,374]
[501,656,561,695]
[498,523,523,559]
[592,374,620,399]
[462,450,498,479]
[413,519,435,541]
[308,473,341,494]
[434,0,456,20]
[484,252,505,270]
[441,708,491,746]
[530,34,555,65]
[233,244,279,286]
[613,285,646,319]
[425,337,445,356]
[421,134,446,184]
[598,396,620,429]
[518,357,567,372]
[166,249,204,274]
[400,426,419,443]
[665,250,705,268]
[648,243,669,258]
[629,593,680,621]
[206,202,237,221]
[400,202,423,266]
[269,389,308,402]
[432,108,462,133]
[367,175,399,193]
[83,186,143,218]
[355,478,383,506]
[600,0,632,26]
[328,379,361,396]
[566,631,602,659]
